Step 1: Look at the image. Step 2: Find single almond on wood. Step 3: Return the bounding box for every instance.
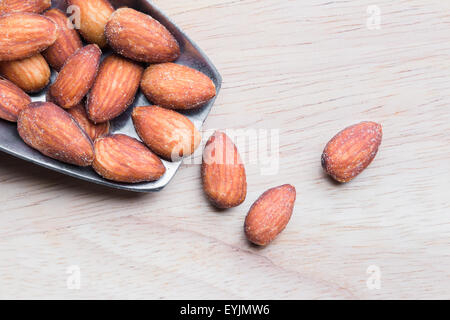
[0,0,51,14]
[0,13,57,61]
[202,131,247,208]
[132,105,201,161]
[49,45,102,109]
[67,0,115,48]
[321,121,382,183]
[245,184,296,246]
[105,7,180,63]
[87,54,143,123]
[93,134,166,183]
[141,63,216,110]
[43,8,83,71]
[0,53,50,93]
[68,103,110,141]
[0,78,31,122]
[17,102,94,166]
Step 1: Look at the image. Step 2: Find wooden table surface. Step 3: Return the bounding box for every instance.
[1,0,450,299]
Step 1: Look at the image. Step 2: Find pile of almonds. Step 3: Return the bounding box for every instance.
[0,0,383,247]
[0,1,215,179]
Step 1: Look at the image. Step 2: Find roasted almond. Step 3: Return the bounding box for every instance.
[87,54,143,123]
[0,0,51,14]
[93,134,166,183]
[49,45,102,109]
[17,102,94,166]
[132,105,201,161]
[141,63,216,110]
[244,184,296,246]
[0,13,57,61]
[67,0,114,48]
[0,78,31,122]
[43,8,83,71]
[321,121,382,183]
[68,103,110,141]
[0,53,50,93]
[202,131,247,208]
[105,7,180,63]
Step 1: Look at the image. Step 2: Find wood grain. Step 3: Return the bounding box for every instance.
[1,0,449,299]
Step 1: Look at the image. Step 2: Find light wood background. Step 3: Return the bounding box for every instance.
[1,0,450,299]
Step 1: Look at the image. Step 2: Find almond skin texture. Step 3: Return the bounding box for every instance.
[202,131,247,208]
[93,134,166,183]
[244,184,296,246]
[105,8,180,63]
[49,45,102,109]
[67,0,114,48]
[132,106,201,161]
[0,78,31,122]
[0,13,57,61]
[321,121,382,183]
[43,8,83,71]
[141,63,216,110]
[0,53,50,93]
[17,102,94,166]
[87,54,143,123]
[68,103,110,141]
[0,0,51,14]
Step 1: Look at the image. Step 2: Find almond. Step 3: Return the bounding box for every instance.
[67,0,114,48]
[244,184,296,246]
[43,8,83,71]
[105,7,180,63]
[17,102,94,166]
[68,103,110,141]
[0,0,51,14]
[0,78,31,122]
[140,63,216,110]
[0,13,57,61]
[87,54,143,123]
[0,53,50,93]
[202,131,247,208]
[132,105,201,161]
[48,45,102,109]
[321,121,382,183]
[93,134,166,183]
